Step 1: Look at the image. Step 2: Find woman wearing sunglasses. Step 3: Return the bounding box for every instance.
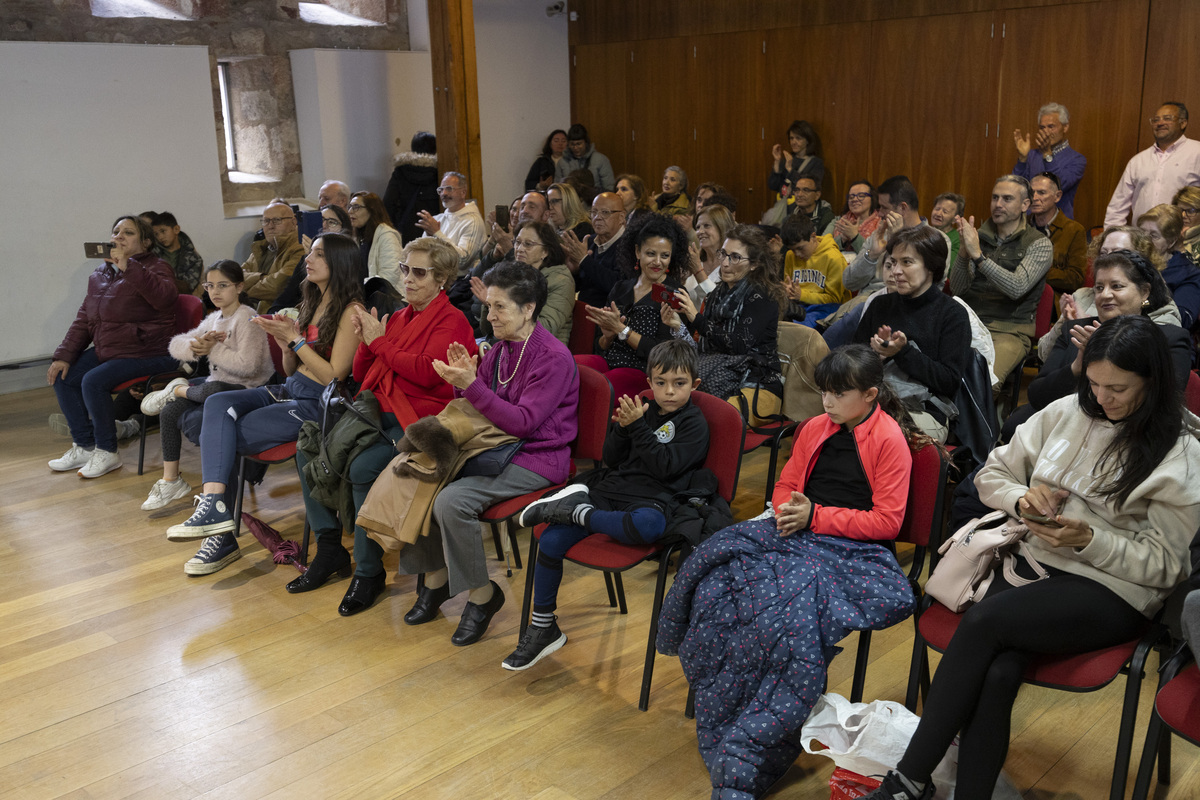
[288,237,479,617]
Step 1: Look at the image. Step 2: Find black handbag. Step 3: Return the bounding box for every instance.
[318,379,391,445]
[456,351,524,478]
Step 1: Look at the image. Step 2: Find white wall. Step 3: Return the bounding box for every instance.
[0,41,261,369]
[291,49,436,201]
[474,0,570,209]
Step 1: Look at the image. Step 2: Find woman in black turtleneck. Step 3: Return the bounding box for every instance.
[852,225,971,441]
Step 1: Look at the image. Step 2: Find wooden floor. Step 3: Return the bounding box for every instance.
[2,386,1197,800]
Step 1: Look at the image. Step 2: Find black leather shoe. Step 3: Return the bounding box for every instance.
[404,579,452,625]
[338,572,386,616]
[451,580,506,646]
[286,542,351,594]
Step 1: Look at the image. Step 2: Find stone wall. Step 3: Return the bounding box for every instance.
[1,0,409,203]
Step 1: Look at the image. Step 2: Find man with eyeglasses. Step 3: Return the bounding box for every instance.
[1105,101,1200,226]
[562,192,626,306]
[416,171,486,275]
[843,176,952,296]
[1012,102,1086,220]
[790,176,834,235]
[1029,172,1086,296]
[241,198,305,313]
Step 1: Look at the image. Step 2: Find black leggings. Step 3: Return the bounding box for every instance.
[159,381,243,462]
[898,568,1147,799]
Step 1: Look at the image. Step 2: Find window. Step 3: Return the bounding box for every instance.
[215,58,287,185]
[297,1,384,27]
[216,62,236,173]
[89,0,198,20]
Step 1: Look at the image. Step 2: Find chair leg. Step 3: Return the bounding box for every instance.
[639,545,676,711]
[1157,726,1172,786]
[136,415,147,476]
[231,456,248,540]
[507,523,523,570]
[1131,709,1167,800]
[520,535,539,639]
[906,627,928,712]
[1109,641,1153,800]
[685,684,696,719]
[490,521,505,562]
[601,572,617,607]
[850,630,872,704]
[613,571,628,614]
[764,439,783,511]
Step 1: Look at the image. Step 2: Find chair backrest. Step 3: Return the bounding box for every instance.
[1034,283,1055,340]
[174,294,205,334]
[686,390,747,504]
[1187,371,1200,416]
[897,442,948,548]
[573,364,613,463]
[568,300,597,356]
[607,367,649,408]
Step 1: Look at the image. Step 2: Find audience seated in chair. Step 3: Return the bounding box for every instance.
[241,199,308,313]
[150,211,205,294]
[1028,172,1087,297]
[825,180,881,255]
[1138,203,1200,330]
[554,123,615,191]
[781,212,852,328]
[415,171,487,278]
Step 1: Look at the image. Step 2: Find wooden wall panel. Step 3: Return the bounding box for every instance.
[569,42,632,180]
[762,23,874,218]
[995,0,1149,228]
[868,12,1000,219]
[627,38,695,194]
[688,31,765,221]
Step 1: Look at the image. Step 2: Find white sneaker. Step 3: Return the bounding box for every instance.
[140,377,189,416]
[142,477,194,511]
[78,449,122,478]
[49,443,93,471]
[115,419,141,440]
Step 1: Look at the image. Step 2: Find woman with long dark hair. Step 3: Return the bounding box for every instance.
[162,233,365,576]
[767,119,825,198]
[866,315,1200,800]
[525,128,567,191]
[348,191,404,291]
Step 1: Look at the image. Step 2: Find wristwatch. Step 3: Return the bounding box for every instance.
[618,326,631,341]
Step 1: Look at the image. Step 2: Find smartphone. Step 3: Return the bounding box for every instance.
[84,242,114,259]
[495,204,511,230]
[1020,510,1062,528]
[651,282,683,309]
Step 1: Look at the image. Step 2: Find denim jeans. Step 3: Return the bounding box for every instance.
[52,348,177,452]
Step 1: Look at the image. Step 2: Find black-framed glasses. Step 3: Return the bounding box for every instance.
[347,203,367,212]
[399,262,431,279]
[717,249,750,266]
[261,216,291,227]
[1180,206,1200,216]
[847,192,872,200]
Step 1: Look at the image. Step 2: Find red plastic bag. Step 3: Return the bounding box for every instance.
[829,767,881,800]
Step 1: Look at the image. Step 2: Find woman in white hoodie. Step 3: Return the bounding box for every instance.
[136,261,274,511]
[867,314,1200,800]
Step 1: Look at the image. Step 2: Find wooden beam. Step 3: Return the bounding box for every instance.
[427,0,484,209]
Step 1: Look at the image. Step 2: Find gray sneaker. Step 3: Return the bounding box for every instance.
[48,413,71,437]
[115,419,141,440]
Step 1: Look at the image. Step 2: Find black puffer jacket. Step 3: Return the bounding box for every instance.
[383,151,440,244]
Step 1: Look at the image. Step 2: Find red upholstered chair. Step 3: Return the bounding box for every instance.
[479,364,612,571]
[1185,371,1200,415]
[231,441,305,549]
[572,354,609,373]
[605,367,649,407]
[847,440,948,703]
[1131,649,1200,799]
[519,389,746,711]
[568,300,597,357]
[737,386,800,511]
[113,294,205,475]
[905,596,1165,800]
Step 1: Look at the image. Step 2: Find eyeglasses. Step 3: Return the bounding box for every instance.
[1180,207,1200,216]
[548,197,563,206]
[347,203,366,212]
[591,208,622,219]
[1150,115,1179,124]
[202,281,236,291]
[514,238,543,249]
[847,192,872,200]
[261,217,292,227]
[793,186,819,194]
[717,249,751,266]
[436,186,461,196]
[399,262,431,279]
[321,217,342,229]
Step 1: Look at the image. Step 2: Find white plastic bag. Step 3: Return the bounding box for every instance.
[800,693,1021,800]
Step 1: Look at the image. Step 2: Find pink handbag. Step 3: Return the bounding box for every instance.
[926,510,1049,612]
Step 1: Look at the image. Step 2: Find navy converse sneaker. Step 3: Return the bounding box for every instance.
[184,533,241,576]
[166,493,235,541]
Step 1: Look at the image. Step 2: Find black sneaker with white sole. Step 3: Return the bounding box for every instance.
[516,484,591,528]
[502,621,567,670]
[862,771,935,800]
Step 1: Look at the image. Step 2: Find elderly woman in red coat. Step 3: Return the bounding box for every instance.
[47,215,179,479]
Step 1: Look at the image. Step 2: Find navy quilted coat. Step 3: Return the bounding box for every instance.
[657,518,916,799]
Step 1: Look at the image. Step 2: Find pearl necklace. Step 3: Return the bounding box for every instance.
[497,329,533,386]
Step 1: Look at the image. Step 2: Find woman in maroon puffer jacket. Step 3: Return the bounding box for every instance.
[47,215,179,479]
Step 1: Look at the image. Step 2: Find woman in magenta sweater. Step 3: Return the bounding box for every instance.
[392,261,580,646]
